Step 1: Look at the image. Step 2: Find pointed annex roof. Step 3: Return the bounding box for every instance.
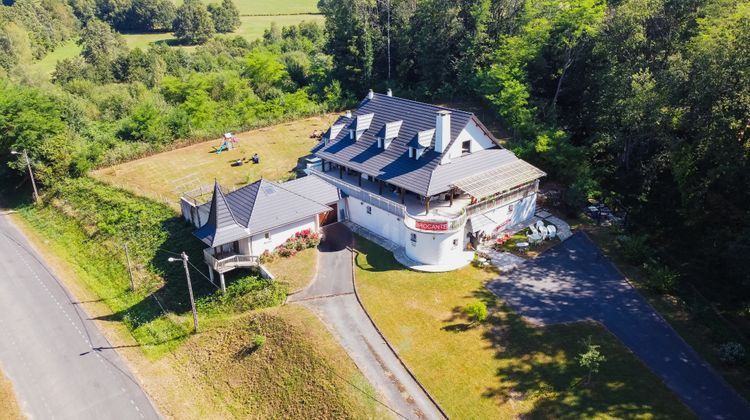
[193,178,332,247]
[194,181,248,247]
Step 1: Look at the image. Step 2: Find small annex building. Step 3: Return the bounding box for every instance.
[183,176,340,286]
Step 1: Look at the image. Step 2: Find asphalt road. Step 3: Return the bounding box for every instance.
[289,223,445,420]
[0,213,159,420]
[488,233,750,420]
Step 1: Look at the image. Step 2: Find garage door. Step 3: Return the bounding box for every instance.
[319,203,338,226]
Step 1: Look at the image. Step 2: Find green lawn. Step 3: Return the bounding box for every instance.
[92,114,337,207]
[205,0,318,15]
[120,14,324,51]
[353,236,694,419]
[265,247,318,293]
[28,40,82,75]
[235,14,324,40]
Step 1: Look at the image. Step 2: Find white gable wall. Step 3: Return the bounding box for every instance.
[441,119,497,163]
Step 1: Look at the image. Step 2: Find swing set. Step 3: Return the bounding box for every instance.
[213,133,239,154]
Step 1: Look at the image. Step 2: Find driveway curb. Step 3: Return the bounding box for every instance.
[349,247,450,420]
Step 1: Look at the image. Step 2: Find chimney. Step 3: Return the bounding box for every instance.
[367,89,374,99]
[435,110,451,153]
[386,88,393,97]
[345,110,352,118]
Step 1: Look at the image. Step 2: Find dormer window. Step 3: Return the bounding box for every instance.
[354,113,375,141]
[462,140,471,155]
[377,137,383,149]
[408,147,415,158]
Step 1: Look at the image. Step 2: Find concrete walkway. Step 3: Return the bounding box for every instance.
[288,223,445,419]
[488,233,750,419]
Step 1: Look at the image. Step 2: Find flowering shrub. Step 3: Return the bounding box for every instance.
[258,250,276,264]
[261,229,320,262]
[492,233,512,251]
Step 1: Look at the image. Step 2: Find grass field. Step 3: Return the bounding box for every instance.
[8,187,382,419]
[193,0,318,15]
[28,39,82,75]
[92,113,338,207]
[235,14,324,40]
[352,236,694,419]
[0,370,21,420]
[265,247,318,293]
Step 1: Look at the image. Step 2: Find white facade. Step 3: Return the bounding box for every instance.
[345,197,404,245]
[247,217,318,256]
[441,119,497,163]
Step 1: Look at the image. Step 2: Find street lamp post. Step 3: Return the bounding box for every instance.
[168,252,199,333]
[11,150,39,204]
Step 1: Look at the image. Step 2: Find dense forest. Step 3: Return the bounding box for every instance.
[1,0,748,317]
[317,0,750,306]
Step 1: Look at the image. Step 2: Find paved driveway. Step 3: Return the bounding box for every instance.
[288,223,445,419]
[488,233,750,420]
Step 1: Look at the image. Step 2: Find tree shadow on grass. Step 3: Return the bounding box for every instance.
[478,293,686,419]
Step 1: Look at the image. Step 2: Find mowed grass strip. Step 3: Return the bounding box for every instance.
[352,236,694,419]
[92,113,338,207]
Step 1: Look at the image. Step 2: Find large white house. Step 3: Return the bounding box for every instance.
[183,90,545,277]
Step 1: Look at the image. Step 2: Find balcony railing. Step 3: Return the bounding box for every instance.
[310,168,469,234]
[403,208,467,233]
[203,249,258,273]
[309,168,406,218]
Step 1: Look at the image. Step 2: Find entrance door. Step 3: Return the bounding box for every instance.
[319,203,338,226]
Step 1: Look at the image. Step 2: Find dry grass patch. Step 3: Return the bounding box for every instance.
[353,236,693,419]
[177,306,383,419]
[92,114,338,208]
[0,370,21,420]
[265,247,318,294]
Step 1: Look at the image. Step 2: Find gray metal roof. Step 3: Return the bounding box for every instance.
[313,93,478,196]
[193,178,331,246]
[313,93,543,197]
[194,182,248,247]
[281,175,341,205]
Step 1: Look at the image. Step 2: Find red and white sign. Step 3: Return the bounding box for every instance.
[415,220,449,231]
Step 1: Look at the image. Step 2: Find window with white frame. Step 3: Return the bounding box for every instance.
[264,232,271,242]
[462,140,471,155]
[410,233,417,245]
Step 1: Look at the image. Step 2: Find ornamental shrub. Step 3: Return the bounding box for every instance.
[644,264,679,294]
[253,334,266,348]
[619,234,652,265]
[464,301,488,324]
[718,342,746,364]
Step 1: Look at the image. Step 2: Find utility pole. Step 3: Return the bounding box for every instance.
[11,150,39,204]
[169,252,198,333]
[123,242,135,291]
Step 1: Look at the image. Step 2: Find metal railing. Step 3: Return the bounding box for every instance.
[309,168,407,218]
[203,249,258,273]
[310,168,471,234]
